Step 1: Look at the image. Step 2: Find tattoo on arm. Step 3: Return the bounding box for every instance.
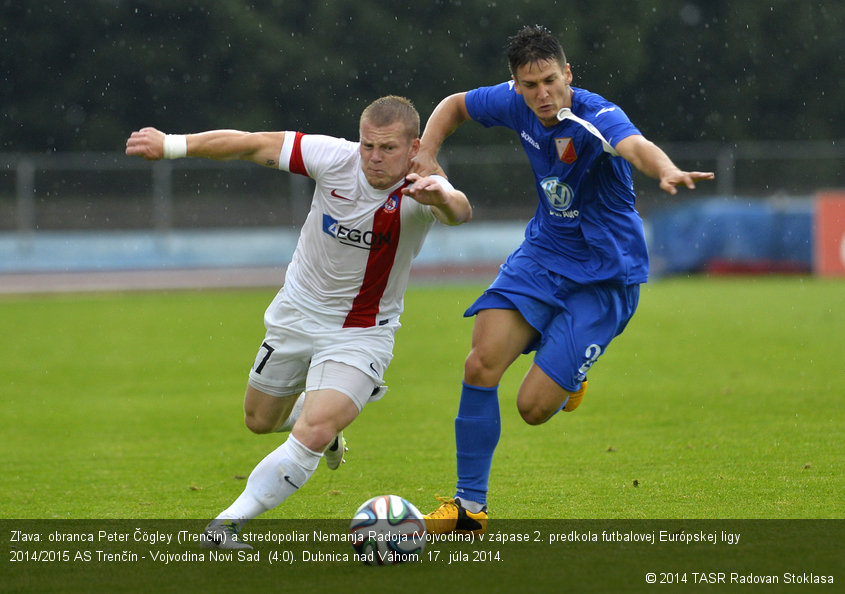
[265,159,276,166]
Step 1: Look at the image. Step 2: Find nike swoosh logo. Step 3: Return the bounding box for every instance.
[283,475,300,489]
[596,107,616,117]
[369,362,378,374]
[331,189,353,201]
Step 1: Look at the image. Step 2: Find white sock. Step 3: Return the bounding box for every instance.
[276,393,306,432]
[216,435,321,524]
[457,498,485,513]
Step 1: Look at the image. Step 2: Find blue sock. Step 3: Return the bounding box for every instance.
[454,382,500,507]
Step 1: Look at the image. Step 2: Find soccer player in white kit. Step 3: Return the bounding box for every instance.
[126,96,472,548]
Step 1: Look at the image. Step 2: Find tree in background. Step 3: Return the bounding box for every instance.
[2,0,843,152]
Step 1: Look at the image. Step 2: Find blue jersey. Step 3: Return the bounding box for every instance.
[465,83,649,284]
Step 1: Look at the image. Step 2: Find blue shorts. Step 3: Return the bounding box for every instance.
[465,248,640,392]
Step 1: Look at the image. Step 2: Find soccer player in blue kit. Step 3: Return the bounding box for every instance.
[412,25,714,533]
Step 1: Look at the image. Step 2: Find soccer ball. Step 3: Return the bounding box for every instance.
[349,494,426,565]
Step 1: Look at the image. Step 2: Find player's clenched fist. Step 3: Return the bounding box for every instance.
[401,172,471,225]
[402,173,447,205]
[125,127,166,160]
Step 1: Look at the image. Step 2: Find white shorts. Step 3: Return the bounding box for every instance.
[247,291,395,410]
[305,360,388,412]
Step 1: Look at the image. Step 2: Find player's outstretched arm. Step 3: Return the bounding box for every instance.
[410,92,471,177]
[615,134,714,195]
[125,127,286,168]
[402,173,472,226]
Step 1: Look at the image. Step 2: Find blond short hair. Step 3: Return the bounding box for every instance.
[360,95,420,140]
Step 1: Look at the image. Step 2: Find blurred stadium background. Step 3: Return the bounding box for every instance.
[3,9,844,590]
[1,2,844,288]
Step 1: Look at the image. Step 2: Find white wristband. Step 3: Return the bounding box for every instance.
[163,134,187,159]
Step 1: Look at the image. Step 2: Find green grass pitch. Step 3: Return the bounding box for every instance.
[1,276,842,521]
[2,276,844,592]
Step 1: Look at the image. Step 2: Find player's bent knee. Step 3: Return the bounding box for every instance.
[464,350,503,386]
[292,421,337,453]
[517,401,555,426]
[244,412,276,434]
[518,381,588,424]
[519,408,552,426]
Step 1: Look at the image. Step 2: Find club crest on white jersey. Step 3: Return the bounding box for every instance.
[382,195,399,213]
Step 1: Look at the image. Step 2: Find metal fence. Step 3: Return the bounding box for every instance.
[1,140,843,232]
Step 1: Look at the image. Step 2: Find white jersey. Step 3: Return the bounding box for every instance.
[274,131,445,328]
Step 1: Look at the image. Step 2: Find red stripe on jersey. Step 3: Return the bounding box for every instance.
[343,183,407,328]
[288,132,308,176]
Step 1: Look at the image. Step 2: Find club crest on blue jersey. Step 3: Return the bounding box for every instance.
[555,137,577,163]
[540,176,576,214]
